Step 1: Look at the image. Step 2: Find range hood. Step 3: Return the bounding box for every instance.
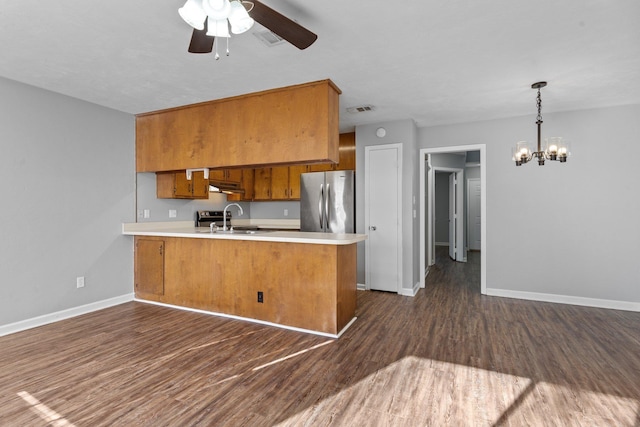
[209,180,244,195]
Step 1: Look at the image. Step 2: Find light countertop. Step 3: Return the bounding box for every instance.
[122,221,366,245]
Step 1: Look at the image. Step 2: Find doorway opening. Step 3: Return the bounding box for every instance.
[419,145,486,294]
[433,168,465,263]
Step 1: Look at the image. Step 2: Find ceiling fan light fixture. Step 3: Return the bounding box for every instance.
[228,0,255,34]
[178,0,207,30]
[181,0,318,55]
[206,17,230,37]
[202,0,231,20]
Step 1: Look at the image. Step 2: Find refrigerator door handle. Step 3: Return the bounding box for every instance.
[319,184,324,229]
[325,183,330,230]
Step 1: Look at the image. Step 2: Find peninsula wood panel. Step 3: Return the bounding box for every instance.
[136,79,341,172]
[134,236,357,335]
[336,244,357,332]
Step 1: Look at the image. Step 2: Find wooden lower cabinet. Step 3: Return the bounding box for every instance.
[134,236,356,335]
[134,239,165,297]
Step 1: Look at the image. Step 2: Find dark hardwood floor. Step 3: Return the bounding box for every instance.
[1,248,639,426]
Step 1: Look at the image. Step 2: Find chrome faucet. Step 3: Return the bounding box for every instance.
[223,203,243,231]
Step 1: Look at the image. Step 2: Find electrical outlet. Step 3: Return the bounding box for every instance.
[143,209,150,219]
[257,291,264,303]
[76,276,85,288]
[284,209,289,217]
[169,209,177,218]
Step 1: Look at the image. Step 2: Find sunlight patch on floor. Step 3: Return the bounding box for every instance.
[514,381,640,426]
[275,356,640,426]
[252,340,333,371]
[18,391,76,427]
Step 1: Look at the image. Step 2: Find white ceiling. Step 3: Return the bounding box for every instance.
[1,0,639,132]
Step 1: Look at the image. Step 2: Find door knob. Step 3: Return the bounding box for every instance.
[369,226,377,231]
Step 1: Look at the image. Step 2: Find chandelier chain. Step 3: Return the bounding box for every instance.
[536,88,543,123]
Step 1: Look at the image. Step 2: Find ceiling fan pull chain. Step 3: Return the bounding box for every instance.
[215,39,220,60]
[226,37,230,56]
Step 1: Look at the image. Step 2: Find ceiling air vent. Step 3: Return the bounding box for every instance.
[253,30,286,47]
[346,105,375,114]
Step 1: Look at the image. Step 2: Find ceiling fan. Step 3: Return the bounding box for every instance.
[178,0,317,55]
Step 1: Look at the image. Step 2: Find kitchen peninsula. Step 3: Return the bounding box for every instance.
[123,222,366,337]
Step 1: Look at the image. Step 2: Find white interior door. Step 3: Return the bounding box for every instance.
[448,173,456,260]
[365,144,401,293]
[446,170,465,262]
[427,159,435,267]
[468,178,481,251]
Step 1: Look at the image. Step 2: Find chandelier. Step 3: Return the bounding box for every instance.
[178,0,255,58]
[513,82,570,166]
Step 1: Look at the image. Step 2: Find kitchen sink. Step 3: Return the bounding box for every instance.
[211,229,272,235]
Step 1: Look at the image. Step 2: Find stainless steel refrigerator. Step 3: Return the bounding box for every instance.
[300,170,355,233]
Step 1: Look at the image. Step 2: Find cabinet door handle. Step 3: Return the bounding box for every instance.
[159,245,163,255]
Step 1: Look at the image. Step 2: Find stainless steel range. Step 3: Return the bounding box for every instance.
[195,210,231,228]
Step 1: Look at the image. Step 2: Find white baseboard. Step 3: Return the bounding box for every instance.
[0,293,135,337]
[486,288,640,312]
[357,283,367,291]
[399,282,420,297]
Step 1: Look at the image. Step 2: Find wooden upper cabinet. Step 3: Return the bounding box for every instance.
[288,165,308,199]
[270,167,290,200]
[209,169,242,183]
[225,169,254,202]
[253,167,272,200]
[136,80,341,172]
[307,163,334,172]
[156,170,208,199]
[307,132,356,172]
[336,132,356,170]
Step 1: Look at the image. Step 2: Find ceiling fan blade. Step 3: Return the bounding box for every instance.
[250,1,317,50]
[188,21,215,54]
